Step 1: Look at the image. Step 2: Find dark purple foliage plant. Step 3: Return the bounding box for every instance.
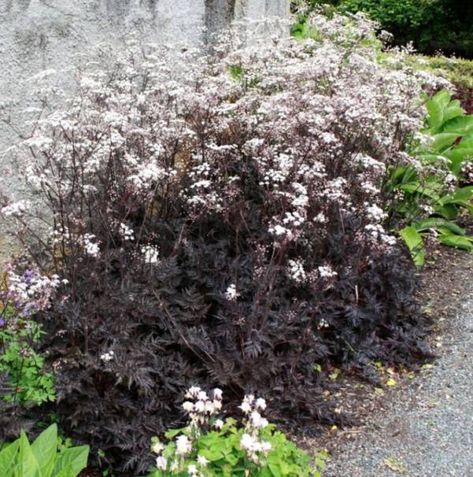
[1,13,442,473]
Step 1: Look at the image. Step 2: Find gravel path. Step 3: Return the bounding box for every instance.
[324,295,473,477]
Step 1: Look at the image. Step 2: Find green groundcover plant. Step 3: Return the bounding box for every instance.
[0,424,89,477]
[146,387,326,477]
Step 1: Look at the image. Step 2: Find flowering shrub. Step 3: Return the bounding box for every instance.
[1,12,439,473]
[147,387,326,477]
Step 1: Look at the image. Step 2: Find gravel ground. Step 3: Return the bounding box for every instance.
[324,293,473,476]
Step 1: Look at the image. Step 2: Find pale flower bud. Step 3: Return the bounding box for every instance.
[156,455,167,470]
[255,398,267,410]
[182,401,194,412]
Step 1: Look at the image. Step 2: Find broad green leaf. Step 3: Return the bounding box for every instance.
[53,446,89,477]
[18,432,41,477]
[31,424,58,477]
[438,232,473,251]
[444,150,473,174]
[442,186,473,204]
[443,115,473,135]
[0,441,19,477]
[430,133,461,152]
[416,153,451,166]
[414,218,465,236]
[426,96,444,132]
[400,226,425,266]
[442,101,465,124]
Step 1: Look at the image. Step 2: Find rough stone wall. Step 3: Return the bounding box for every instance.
[0,0,289,199]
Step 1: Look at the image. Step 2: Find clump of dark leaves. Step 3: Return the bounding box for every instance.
[2,14,438,474]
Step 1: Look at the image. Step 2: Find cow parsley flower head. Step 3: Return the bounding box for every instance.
[141,245,159,264]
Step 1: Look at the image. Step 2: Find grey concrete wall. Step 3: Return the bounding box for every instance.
[0,0,289,199]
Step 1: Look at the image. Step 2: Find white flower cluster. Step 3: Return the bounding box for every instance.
[238,394,271,464]
[224,283,239,301]
[183,386,223,428]
[83,233,100,258]
[318,265,338,279]
[100,350,115,362]
[119,223,135,241]
[365,204,387,223]
[1,200,31,218]
[141,245,159,264]
[5,268,65,316]
[287,259,306,284]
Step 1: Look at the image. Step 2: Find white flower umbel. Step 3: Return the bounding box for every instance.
[224,283,239,301]
[141,245,159,264]
[175,435,192,456]
[100,350,115,362]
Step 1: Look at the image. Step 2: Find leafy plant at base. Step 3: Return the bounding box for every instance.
[389,90,473,264]
[146,387,326,477]
[0,316,55,406]
[0,424,89,477]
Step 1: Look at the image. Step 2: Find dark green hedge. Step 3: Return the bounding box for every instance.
[297,0,473,58]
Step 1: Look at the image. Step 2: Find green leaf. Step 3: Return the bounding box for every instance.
[426,96,444,132]
[53,446,89,477]
[438,232,473,251]
[430,133,461,152]
[441,186,473,205]
[0,441,19,477]
[414,218,465,236]
[400,226,425,266]
[443,115,473,135]
[18,432,41,477]
[31,424,58,477]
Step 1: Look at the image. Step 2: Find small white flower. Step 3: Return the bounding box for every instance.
[318,265,337,279]
[156,455,167,470]
[197,390,208,401]
[197,455,209,467]
[260,441,272,453]
[239,401,252,414]
[255,398,267,410]
[224,284,239,301]
[175,435,192,456]
[194,400,205,413]
[186,386,201,398]
[188,464,198,476]
[119,223,135,241]
[213,388,223,400]
[182,401,194,412]
[100,350,114,362]
[214,419,224,430]
[141,245,159,264]
[151,441,164,454]
[240,433,256,451]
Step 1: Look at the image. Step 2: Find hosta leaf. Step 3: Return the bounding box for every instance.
[442,115,473,135]
[430,133,461,152]
[400,226,425,266]
[0,441,19,477]
[53,446,89,477]
[18,432,41,477]
[31,424,58,477]
[414,218,465,236]
[438,232,473,251]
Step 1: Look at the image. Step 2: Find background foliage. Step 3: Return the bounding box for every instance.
[295,0,473,58]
